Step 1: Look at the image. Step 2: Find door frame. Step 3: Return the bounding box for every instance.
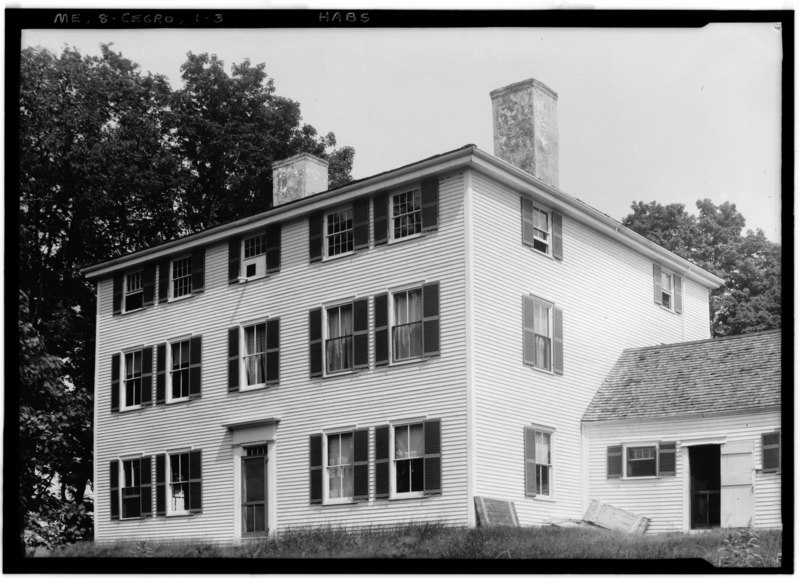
[233,441,276,541]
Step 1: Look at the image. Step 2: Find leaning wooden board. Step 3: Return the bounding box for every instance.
[582,499,649,534]
[474,497,519,527]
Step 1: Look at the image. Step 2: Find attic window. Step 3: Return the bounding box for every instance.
[652,264,682,314]
[660,271,673,309]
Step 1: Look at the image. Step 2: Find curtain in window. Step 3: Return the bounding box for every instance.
[245,324,267,384]
[327,306,353,372]
[327,434,354,499]
[393,291,423,359]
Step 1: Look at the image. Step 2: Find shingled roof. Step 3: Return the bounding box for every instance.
[582,330,782,422]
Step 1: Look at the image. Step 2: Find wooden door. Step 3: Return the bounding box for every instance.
[720,440,754,528]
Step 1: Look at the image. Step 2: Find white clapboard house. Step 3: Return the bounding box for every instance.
[82,78,781,543]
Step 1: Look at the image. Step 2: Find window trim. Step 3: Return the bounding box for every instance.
[761,430,781,473]
[389,421,426,500]
[523,295,556,374]
[121,348,144,411]
[322,430,357,505]
[114,456,152,521]
[123,270,144,313]
[524,425,555,499]
[231,318,280,392]
[623,443,659,479]
[169,253,193,302]
[521,197,560,258]
[323,206,356,260]
[388,187,423,244]
[323,301,356,376]
[164,336,201,404]
[241,233,268,281]
[240,319,270,391]
[165,450,202,517]
[390,287,424,364]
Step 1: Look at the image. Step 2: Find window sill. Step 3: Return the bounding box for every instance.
[322,250,356,263]
[523,244,554,260]
[388,232,425,245]
[168,294,195,304]
[119,405,144,413]
[622,476,661,481]
[390,492,426,501]
[166,397,191,405]
[323,369,358,379]
[528,495,556,502]
[232,384,276,394]
[322,499,359,507]
[389,356,429,367]
[121,307,145,315]
[526,363,556,376]
[238,274,267,284]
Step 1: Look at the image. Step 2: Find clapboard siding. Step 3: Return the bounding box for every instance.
[94,172,470,543]
[584,410,781,532]
[467,171,713,526]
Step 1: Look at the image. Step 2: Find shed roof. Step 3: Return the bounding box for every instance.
[582,330,782,422]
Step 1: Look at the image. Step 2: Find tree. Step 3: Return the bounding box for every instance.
[622,199,781,337]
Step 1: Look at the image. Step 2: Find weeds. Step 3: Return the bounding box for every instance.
[719,526,782,568]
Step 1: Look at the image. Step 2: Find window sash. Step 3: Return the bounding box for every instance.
[121,459,142,518]
[626,446,657,477]
[326,433,355,500]
[171,257,192,298]
[326,208,354,256]
[124,271,144,311]
[244,323,267,386]
[124,351,142,407]
[393,289,423,361]
[533,301,552,370]
[169,453,190,514]
[661,271,673,308]
[391,190,422,239]
[243,234,266,259]
[170,341,191,400]
[394,424,425,494]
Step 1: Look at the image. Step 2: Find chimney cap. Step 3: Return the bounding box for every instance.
[490,77,558,101]
[271,151,329,171]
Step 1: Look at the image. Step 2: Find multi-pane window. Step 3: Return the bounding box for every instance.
[660,271,673,309]
[531,207,550,254]
[391,189,422,240]
[326,305,353,373]
[394,423,425,494]
[124,350,143,408]
[170,340,191,401]
[171,256,192,299]
[168,452,201,515]
[327,433,355,501]
[525,429,552,497]
[243,234,266,259]
[326,208,354,257]
[762,431,781,473]
[124,271,143,312]
[121,459,142,519]
[243,323,268,387]
[392,289,423,361]
[533,300,552,371]
[626,446,657,477]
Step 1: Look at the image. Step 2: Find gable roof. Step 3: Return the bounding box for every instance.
[582,330,782,422]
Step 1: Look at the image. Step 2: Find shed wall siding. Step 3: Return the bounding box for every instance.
[467,171,713,525]
[94,172,470,543]
[583,410,781,533]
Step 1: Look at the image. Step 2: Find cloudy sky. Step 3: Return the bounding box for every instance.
[20,13,784,241]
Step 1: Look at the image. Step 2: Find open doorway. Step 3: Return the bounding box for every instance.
[689,445,720,528]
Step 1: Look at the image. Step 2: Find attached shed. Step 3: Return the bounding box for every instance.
[581,330,782,533]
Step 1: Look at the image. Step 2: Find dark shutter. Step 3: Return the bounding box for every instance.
[374,426,390,499]
[524,428,537,497]
[353,429,369,501]
[522,295,535,367]
[552,212,563,260]
[112,274,123,315]
[309,434,323,504]
[674,275,683,314]
[111,354,120,413]
[188,451,202,513]
[553,306,564,375]
[423,419,442,495]
[353,199,370,250]
[266,224,281,273]
[191,247,205,294]
[110,460,119,520]
[353,298,369,369]
[140,456,153,517]
[155,454,166,516]
[228,236,241,284]
[762,431,781,472]
[309,308,323,378]
[373,193,388,246]
[374,293,389,366]
[266,319,280,385]
[521,197,535,247]
[607,445,623,479]
[309,212,324,263]
[653,264,662,305]
[189,336,202,398]
[421,178,439,232]
[155,343,166,405]
[158,260,170,303]
[141,347,153,406]
[658,442,676,477]
[422,282,441,356]
[228,327,240,392]
[142,265,156,307]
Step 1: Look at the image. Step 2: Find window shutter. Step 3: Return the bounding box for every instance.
[228,236,241,284]
[421,178,439,232]
[353,199,370,250]
[155,343,166,404]
[553,306,564,375]
[155,454,166,516]
[111,354,120,413]
[266,319,280,385]
[607,445,623,479]
[521,197,535,247]
[189,336,202,398]
[353,298,370,369]
[188,451,202,513]
[422,282,441,356]
[423,419,442,495]
[374,293,389,366]
[309,434,323,504]
[524,427,537,497]
[228,327,239,392]
[140,456,153,517]
[374,426,390,499]
[109,460,120,520]
[353,428,369,501]
[653,264,662,305]
[658,442,676,476]
[112,274,123,315]
[266,224,281,273]
[762,431,781,472]
[309,212,324,263]
[309,308,323,378]
[142,265,156,307]
[522,295,536,367]
[141,347,153,406]
[674,275,683,314]
[158,260,170,303]
[191,247,205,294]
[552,212,563,260]
[373,193,388,246]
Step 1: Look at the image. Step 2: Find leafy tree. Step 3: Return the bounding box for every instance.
[622,199,781,337]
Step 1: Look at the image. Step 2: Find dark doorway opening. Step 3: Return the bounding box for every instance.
[689,445,720,529]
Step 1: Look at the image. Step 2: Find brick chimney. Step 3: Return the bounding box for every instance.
[271,152,329,207]
[490,78,559,188]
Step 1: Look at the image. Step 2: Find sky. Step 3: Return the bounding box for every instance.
[19,13,784,242]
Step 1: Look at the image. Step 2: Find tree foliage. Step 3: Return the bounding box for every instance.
[622,199,781,337]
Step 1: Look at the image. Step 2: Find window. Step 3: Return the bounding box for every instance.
[242,234,267,279]
[171,256,192,299]
[326,432,354,502]
[122,459,142,518]
[523,295,563,374]
[626,446,657,477]
[373,283,440,367]
[390,189,422,240]
[531,207,550,254]
[521,197,563,258]
[326,304,353,373]
[111,349,153,413]
[379,420,441,499]
[244,322,268,387]
[652,264,683,313]
[159,248,204,302]
[660,271,673,309]
[229,227,280,283]
[524,427,553,497]
[326,208,354,257]
[762,431,781,473]
[110,457,152,520]
[123,350,143,409]
[393,423,425,495]
[392,289,423,361]
[228,320,280,392]
[113,266,155,315]
[310,300,368,378]
[309,429,369,504]
[606,443,676,479]
[124,271,144,312]
[167,451,202,515]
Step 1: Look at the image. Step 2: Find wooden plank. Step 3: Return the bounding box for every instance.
[582,499,649,534]
[474,497,519,527]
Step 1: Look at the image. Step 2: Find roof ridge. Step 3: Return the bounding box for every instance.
[619,330,781,355]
